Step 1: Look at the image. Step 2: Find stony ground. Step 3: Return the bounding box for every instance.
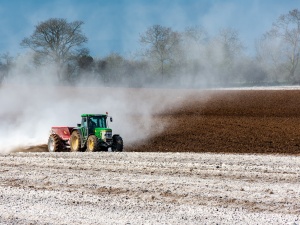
[0,152,299,224]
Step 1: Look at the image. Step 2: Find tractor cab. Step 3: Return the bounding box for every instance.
[78,114,113,146]
[80,114,109,135]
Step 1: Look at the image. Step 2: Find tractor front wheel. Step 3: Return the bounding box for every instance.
[112,135,123,152]
[70,130,82,152]
[48,134,63,152]
[86,135,100,152]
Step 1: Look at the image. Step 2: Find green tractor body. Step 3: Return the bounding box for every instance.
[48,113,123,152]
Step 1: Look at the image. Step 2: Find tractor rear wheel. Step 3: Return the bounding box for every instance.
[70,130,82,152]
[112,135,123,152]
[48,134,63,152]
[86,135,100,152]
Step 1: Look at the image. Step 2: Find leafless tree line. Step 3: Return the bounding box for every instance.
[1,9,300,87]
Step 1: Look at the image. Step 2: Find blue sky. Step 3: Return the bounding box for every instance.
[0,0,299,57]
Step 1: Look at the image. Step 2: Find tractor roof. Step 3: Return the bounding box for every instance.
[81,114,107,117]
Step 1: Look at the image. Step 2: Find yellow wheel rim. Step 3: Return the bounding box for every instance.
[88,139,94,151]
[72,137,78,150]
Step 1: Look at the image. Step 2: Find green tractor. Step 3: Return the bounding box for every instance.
[48,113,123,152]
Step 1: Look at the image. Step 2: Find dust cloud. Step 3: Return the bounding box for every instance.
[0,75,191,153]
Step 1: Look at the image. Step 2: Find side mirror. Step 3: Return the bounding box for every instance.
[77,123,81,127]
[110,117,113,122]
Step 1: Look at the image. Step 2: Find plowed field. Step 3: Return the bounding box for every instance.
[129,90,300,154]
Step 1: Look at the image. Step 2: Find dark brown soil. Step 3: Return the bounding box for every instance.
[127,90,300,154]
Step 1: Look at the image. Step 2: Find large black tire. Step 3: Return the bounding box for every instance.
[86,135,100,152]
[112,135,123,152]
[48,134,63,152]
[70,130,82,152]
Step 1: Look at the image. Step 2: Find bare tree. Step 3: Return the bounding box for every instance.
[140,25,181,81]
[0,53,13,84]
[183,26,208,48]
[78,55,94,70]
[213,28,245,84]
[265,9,300,83]
[21,18,88,81]
[217,28,244,62]
[97,53,126,84]
[181,26,208,76]
[255,37,285,83]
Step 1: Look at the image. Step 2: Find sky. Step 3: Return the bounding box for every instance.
[0,0,299,58]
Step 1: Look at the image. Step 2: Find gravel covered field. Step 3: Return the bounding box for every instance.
[0,152,299,224]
